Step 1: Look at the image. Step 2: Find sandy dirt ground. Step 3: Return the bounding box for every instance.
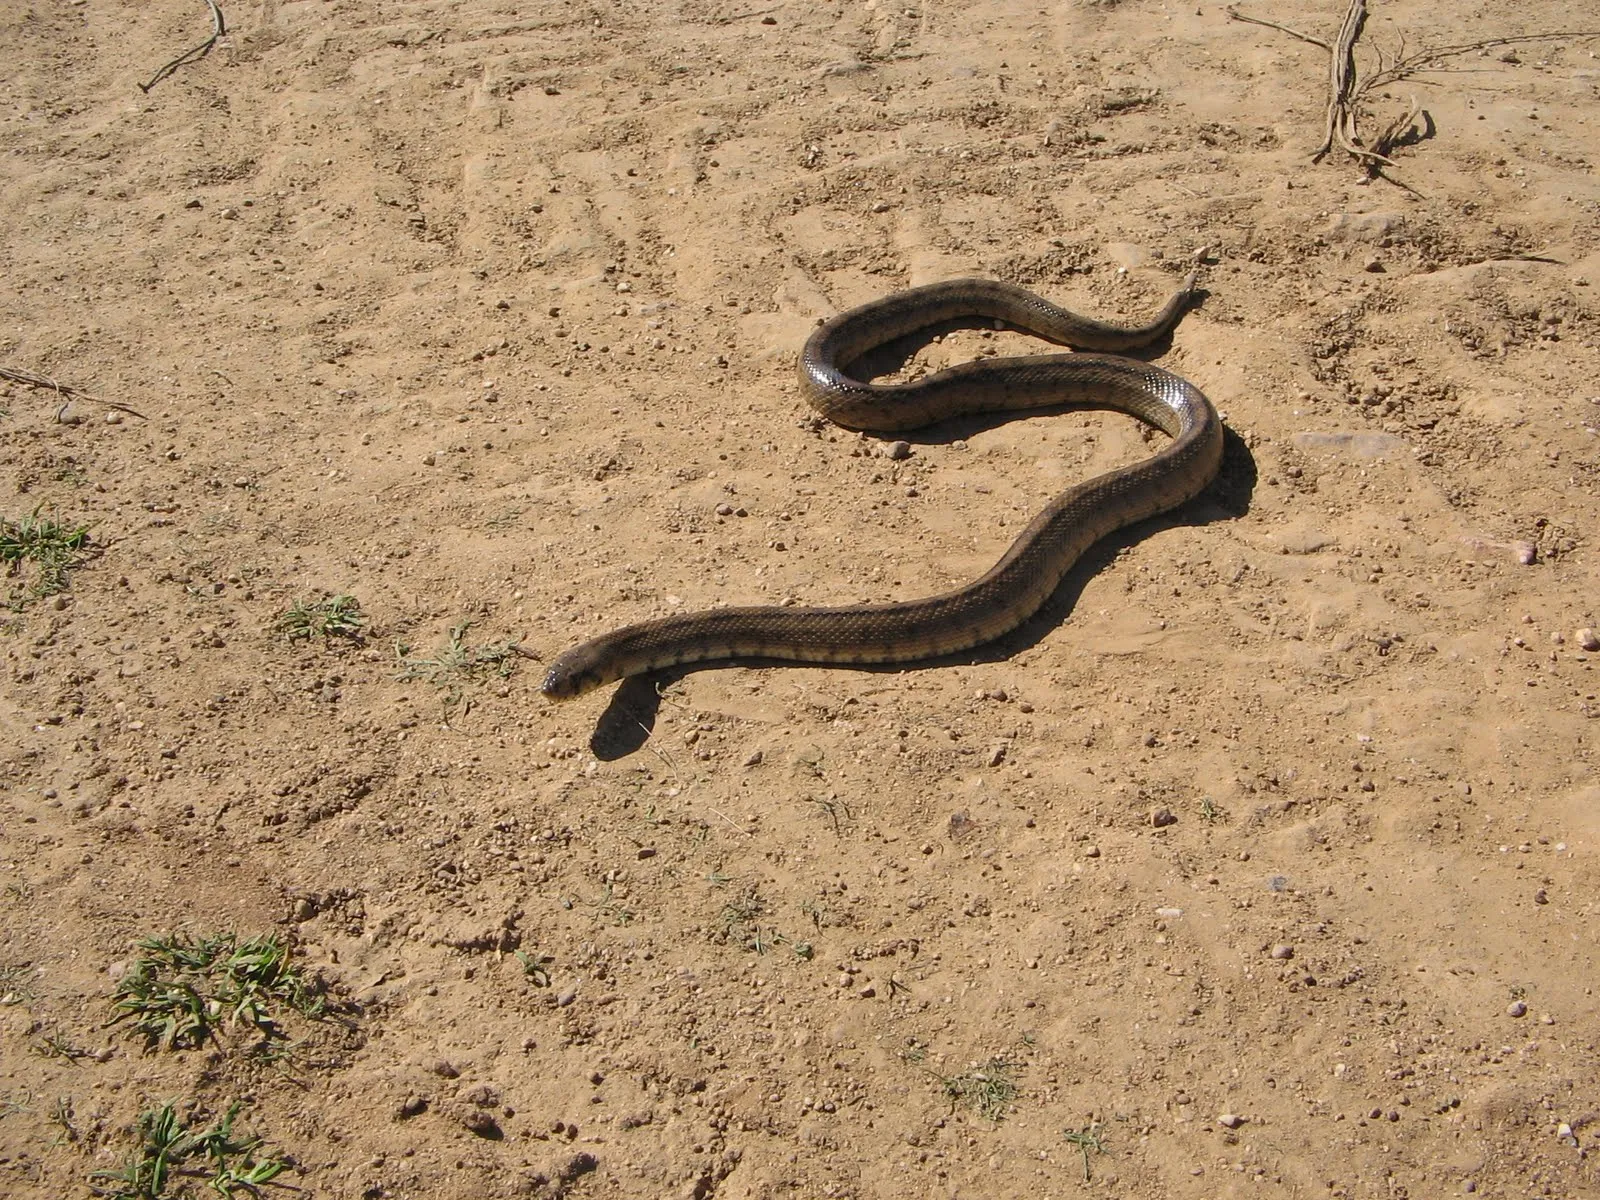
[3,1,1599,1197]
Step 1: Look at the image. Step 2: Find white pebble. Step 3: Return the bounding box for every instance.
[1576,628,1599,652]
[1218,1113,1245,1130]
[1507,1000,1527,1018]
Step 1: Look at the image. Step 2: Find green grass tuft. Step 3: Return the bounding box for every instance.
[90,1099,284,1200]
[273,594,365,642]
[108,933,323,1051]
[939,1057,1020,1122]
[1,509,93,607]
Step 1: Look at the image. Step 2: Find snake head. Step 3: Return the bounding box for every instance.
[540,645,609,699]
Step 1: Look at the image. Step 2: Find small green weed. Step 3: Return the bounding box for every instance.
[90,1099,284,1200]
[393,620,519,685]
[31,1028,92,1062]
[594,884,635,926]
[1,1090,32,1119]
[1,509,93,607]
[514,950,552,987]
[49,1095,80,1147]
[714,891,809,957]
[939,1057,1020,1122]
[717,892,767,950]
[0,961,38,1005]
[1199,795,1222,823]
[804,794,852,835]
[274,594,365,643]
[1063,1124,1108,1181]
[108,933,323,1051]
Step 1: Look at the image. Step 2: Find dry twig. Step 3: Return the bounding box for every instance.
[139,0,227,93]
[0,365,148,420]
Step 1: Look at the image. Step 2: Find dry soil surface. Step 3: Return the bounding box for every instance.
[3,1,1600,1197]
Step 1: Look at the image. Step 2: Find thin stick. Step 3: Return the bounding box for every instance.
[709,808,751,837]
[139,0,227,94]
[0,365,148,420]
[1224,6,1329,51]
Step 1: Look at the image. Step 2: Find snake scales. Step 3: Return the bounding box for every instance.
[541,274,1223,699]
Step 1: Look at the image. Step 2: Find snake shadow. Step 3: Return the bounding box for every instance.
[586,420,1256,761]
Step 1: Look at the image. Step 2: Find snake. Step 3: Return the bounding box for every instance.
[540,273,1223,699]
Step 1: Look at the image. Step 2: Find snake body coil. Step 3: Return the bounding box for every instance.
[541,276,1223,699]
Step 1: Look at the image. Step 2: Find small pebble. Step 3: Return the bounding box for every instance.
[105,410,122,425]
[1507,1000,1527,1018]
[884,440,911,461]
[1084,845,1101,858]
[1150,807,1176,828]
[397,1094,427,1118]
[1270,944,1295,960]
[1533,888,1548,904]
[1511,540,1536,565]
[1577,628,1599,652]
[1218,1113,1244,1130]
[742,749,763,767]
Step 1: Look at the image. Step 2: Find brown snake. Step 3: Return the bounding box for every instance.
[541,274,1223,699]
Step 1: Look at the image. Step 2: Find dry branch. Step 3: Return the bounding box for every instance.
[1227,2,1600,177]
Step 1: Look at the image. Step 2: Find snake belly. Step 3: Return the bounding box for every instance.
[541,274,1223,699]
